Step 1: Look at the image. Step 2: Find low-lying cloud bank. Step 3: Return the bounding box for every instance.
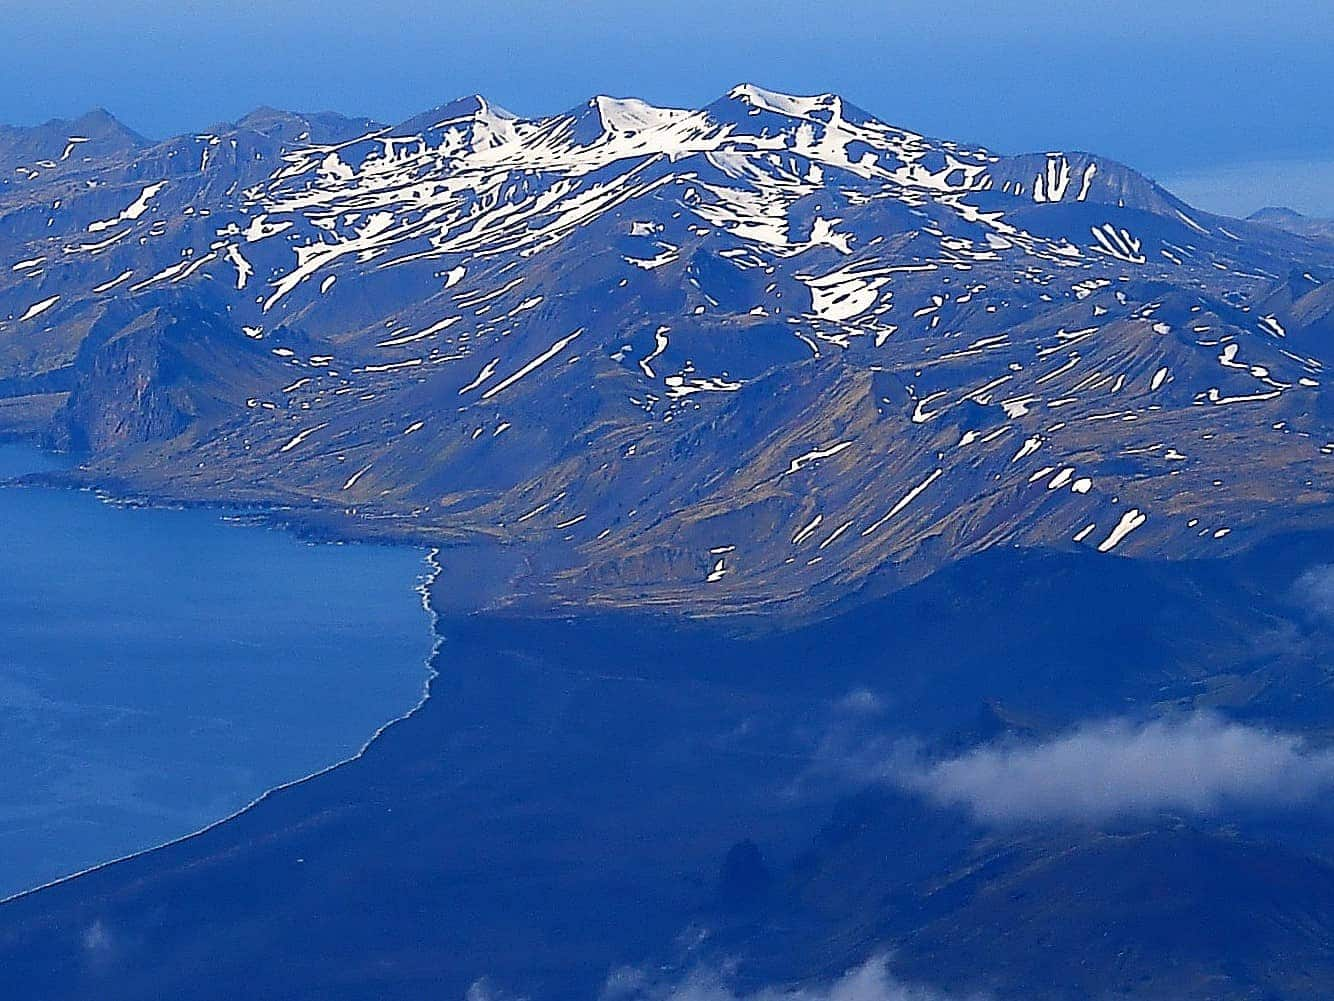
[600,955,975,1001]
[901,713,1334,824]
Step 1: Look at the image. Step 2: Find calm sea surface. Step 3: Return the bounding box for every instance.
[0,443,434,897]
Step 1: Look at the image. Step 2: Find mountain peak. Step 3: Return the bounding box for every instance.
[227,106,384,147]
[0,106,143,143]
[438,94,515,123]
[395,94,515,133]
[1250,206,1306,222]
[0,106,146,168]
[69,106,121,127]
[234,106,301,131]
[66,107,147,144]
[1248,206,1334,241]
[585,95,689,135]
[726,83,844,119]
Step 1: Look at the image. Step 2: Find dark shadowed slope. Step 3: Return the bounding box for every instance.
[5,534,1334,999]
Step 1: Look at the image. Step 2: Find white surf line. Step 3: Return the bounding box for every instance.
[0,547,446,907]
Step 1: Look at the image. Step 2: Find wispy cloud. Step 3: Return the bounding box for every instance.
[897,714,1334,824]
[600,955,977,1001]
[1293,565,1334,622]
[465,978,525,1001]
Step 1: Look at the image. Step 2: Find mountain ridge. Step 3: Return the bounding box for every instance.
[1,84,1332,617]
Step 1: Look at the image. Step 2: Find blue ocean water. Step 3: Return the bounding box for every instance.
[0,443,435,898]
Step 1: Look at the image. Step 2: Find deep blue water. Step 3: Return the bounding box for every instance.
[0,443,434,898]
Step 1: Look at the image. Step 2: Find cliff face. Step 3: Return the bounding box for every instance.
[53,295,284,453]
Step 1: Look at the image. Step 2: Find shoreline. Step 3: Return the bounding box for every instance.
[0,444,469,556]
[0,446,449,904]
[0,546,445,907]
[0,429,486,552]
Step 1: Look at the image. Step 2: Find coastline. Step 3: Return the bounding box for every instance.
[0,444,448,903]
[0,546,445,907]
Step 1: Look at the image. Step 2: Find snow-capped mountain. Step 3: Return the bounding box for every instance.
[3,84,1334,614]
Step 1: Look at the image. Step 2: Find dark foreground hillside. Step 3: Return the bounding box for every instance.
[5,533,1334,1000]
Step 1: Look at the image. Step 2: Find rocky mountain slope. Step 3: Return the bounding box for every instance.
[4,85,1334,615]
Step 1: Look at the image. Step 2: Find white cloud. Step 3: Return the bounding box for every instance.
[1294,565,1334,621]
[601,955,975,1001]
[466,978,527,1001]
[900,714,1334,824]
[81,919,112,953]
